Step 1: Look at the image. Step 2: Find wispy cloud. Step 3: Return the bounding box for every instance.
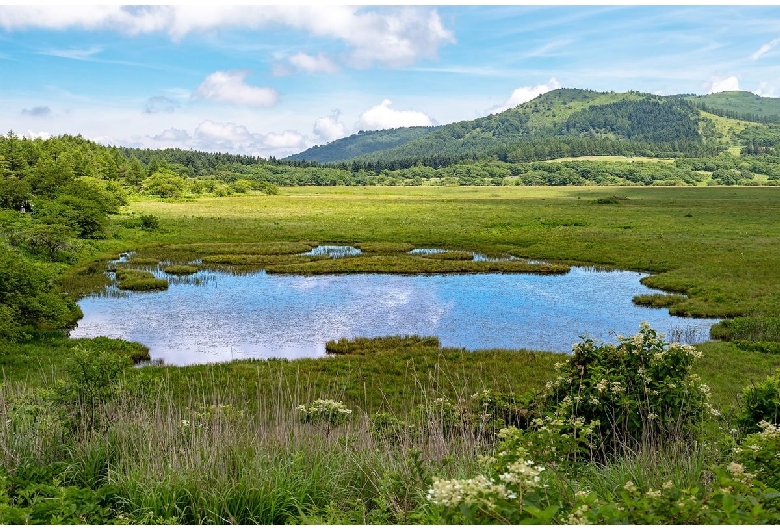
[40,46,102,60]
[751,38,780,60]
[288,52,339,74]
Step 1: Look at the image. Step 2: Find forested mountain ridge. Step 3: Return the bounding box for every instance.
[685,91,780,124]
[284,89,753,164]
[286,126,435,163]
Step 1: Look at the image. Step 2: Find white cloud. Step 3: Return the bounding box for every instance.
[193,71,278,107]
[356,99,434,131]
[488,78,561,114]
[314,111,348,142]
[751,38,780,61]
[23,131,51,140]
[188,120,308,156]
[754,82,778,98]
[153,128,190,142]
[262,130,307,150]
[288,52,339,73]
[0,6,454,67]
[707,75,740,94]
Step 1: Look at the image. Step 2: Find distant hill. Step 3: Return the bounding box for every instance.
[286,126,435,163]
[685,91,780,123]
[287,89,725,164]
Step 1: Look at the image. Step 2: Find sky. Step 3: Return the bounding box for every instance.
[1,5,779,158]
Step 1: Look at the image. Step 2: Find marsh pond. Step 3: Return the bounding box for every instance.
[70,264,719,366]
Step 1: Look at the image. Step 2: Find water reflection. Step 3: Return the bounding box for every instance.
[410,248,542,263]
[299,245,362,258]
[70,268,719,366]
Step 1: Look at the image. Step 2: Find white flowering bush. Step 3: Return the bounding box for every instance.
[737,370,780,434]
[734,421,780,490]
[542,323,715,460]
[426,426,557,524]
[297,399,352,435]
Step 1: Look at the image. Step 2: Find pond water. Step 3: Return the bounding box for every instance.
[70,267,719,366]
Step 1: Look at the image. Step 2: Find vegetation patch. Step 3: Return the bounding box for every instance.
[594,195,630,204]
[162,264,198,276]
[115,269,168,291]
[632,293,687,308]
[326,335,440,355]
[710,316,780,342]
[167,241,314,256]
[356,241,415,253]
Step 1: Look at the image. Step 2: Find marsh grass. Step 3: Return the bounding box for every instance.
[114,269,168,291]
[567,440,717,501]
[633,293,688,308]
[326,336,441,355]
[162,264,198,275]
[710,316,780,342]
[0,351,495,524]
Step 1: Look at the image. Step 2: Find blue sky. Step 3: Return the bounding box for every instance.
[1,5,779,158]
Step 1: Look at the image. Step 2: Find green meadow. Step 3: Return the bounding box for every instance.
[5,185,780,524]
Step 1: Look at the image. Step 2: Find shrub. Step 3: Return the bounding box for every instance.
[539,323,714,460]
[426,427,557,524]
[735,421,780,490]
[737,371,780,434]
[296,399,352,436]
[54,345,132,436]
[139,214,159,231]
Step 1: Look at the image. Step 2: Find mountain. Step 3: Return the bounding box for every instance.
[286,126,435,163]
[286,89,723,164]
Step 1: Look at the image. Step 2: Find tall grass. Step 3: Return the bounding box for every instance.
[0,358,490,524]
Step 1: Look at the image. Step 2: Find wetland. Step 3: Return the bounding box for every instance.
[71,265,717,365]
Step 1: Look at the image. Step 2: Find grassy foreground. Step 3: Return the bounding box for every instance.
[4,186,780,524]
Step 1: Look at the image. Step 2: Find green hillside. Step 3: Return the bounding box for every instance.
[286,126,434,163]
[686,91,780,123]
[289,89,725,164]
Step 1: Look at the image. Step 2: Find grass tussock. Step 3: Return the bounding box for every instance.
[162,264,199,275]
[326,335,441,355]
[710,316,780,342]
[115,269,168,291]
[632,293,687,308]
